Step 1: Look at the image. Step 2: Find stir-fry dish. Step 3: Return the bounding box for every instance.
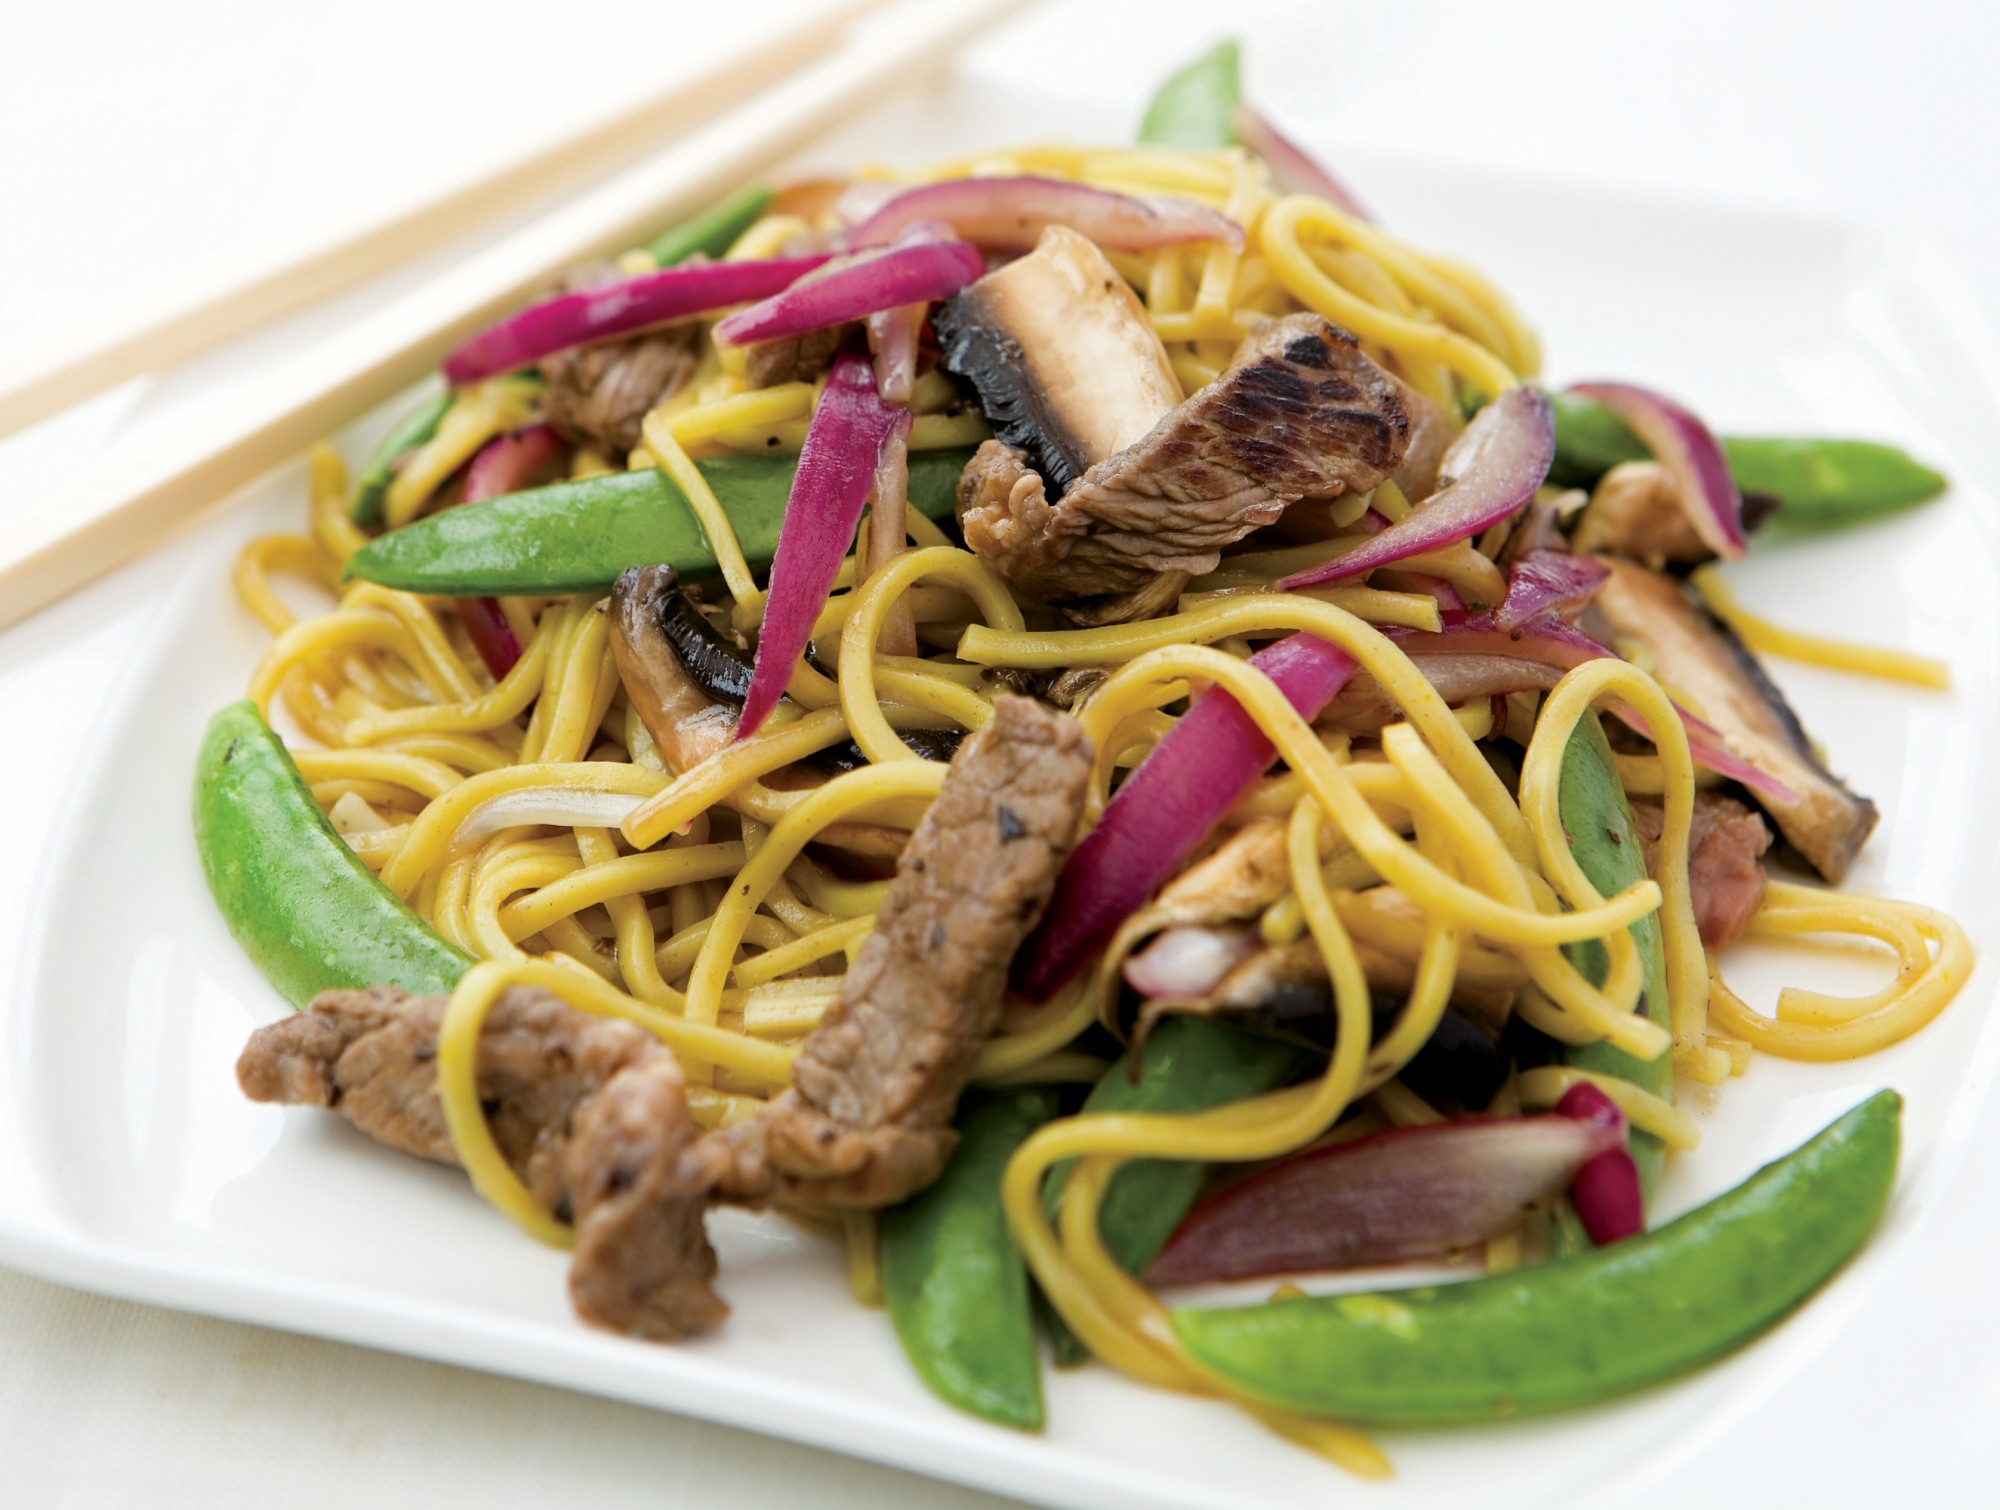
[200,43,1965,1474]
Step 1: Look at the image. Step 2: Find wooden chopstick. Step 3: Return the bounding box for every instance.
[0,0,890,444]
[0,0,1023,634]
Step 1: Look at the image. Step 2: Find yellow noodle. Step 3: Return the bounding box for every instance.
[1692,565,1950,689]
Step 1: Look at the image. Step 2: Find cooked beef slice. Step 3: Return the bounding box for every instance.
[957,314,1416,600]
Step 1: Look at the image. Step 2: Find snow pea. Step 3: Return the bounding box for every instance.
[350,389,454,525]
[1557,710,1673,1199]
[645,183,773,267]
[1042,1018,1308,1365]
[1174,1088,1899,1424]
[880,1088,1060,1430]
[1139,39,1241,149]
[194,700,472,1007]
[1549,391,1946,525]
[342,447,973,597]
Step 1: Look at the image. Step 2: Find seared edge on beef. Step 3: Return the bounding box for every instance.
[958,314,1416,602]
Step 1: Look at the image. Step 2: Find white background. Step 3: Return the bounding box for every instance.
[1,1,1994,1505]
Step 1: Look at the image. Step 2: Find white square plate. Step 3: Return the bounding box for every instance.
[5,73,1999,1510]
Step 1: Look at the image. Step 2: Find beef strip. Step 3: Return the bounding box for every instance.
[743,323,849,389]
[957,314,1416,602]
[722,694,1093,1208]
[237,983,725,1338]
[539,263,702,456]
[1629,792,1772,951]
[564,1054,727,1339]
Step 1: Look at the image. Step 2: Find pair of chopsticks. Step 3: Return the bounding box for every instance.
[0,0,1023,632]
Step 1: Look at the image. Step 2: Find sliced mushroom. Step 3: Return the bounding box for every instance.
[608,565,956,861]
[1589,556,1877,882]
[609,565,740,774]
[932,224,1183,497]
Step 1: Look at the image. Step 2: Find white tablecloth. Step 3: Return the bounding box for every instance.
[3,1,1994,1504]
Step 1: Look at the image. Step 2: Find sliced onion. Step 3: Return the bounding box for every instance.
[868,300,924,406]
[452,425,566,677]
[1013,633,1356,1002]
[1386,614,1796,802]
[842,175,1243,253]
[457,597,523,681]
[449,787,648,857]
[1230,105,1373,223]
[1148,1113,1622,1286]
[463,423,564,504]
[1567,381,1746,560]
[442,254,832,385]
[739,352,910,739]
[713,237,983,348]
[1124,924,1259,1001]
[1493,548,1609,633]
[1278,386,1555,590]
[1555,1083,1645,1244]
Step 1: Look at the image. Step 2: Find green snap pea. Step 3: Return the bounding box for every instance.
[1138,39,1241,149]
[1042,1018,1307,1365]
[350,389,454,525]
[1556,710,1673,1199]
[342,447,973,597]
[1174,1088,1899,1424]
[194,700,472,1007]
[880,1088,1060,1430]
[646,183,774,267]
[1549,392,1946,525]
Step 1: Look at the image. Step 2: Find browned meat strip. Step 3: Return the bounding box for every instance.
[238,985,658,1211]
[239,985,727,1340]
[542,331,699,457]
[1630,793,1772,950]
[958,314,1416,601]
[1590,557,1878,882]
[538,263,701,456]
[743,323,848,389]
[565,1055,728,1339]
[741,694,1093,1207]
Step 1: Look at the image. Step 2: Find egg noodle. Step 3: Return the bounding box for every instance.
[229,141,1970,1472]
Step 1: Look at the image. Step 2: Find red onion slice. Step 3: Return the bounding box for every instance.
[1124,924,1260,1001]
[1230,105,1374,223]
[453,424,566,677]
[713,238,984,348]
[1493,549,1609,633]
[1555,1083,1645,1244]
[842,175,1243,253]
[442,254,832,385]
[1567,381,1746,560]
[1148,1112,1623,1286]
[1278,386,1555,590]
[739,352,911,739]
[1013,633,1356,1002]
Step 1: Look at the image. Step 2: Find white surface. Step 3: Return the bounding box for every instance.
[3,2,1999,1507]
